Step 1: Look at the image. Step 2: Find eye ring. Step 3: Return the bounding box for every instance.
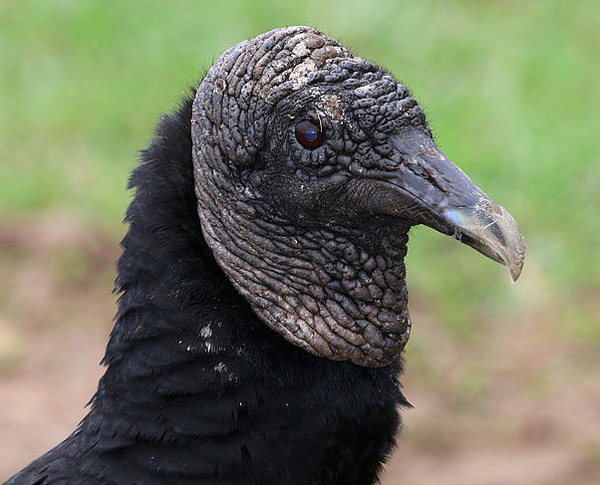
[295,120,324,150]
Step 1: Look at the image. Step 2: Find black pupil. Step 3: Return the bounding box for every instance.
[304,126,318,142]
[295,120,323,149]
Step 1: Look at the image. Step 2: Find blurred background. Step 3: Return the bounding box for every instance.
[1,0,598,483]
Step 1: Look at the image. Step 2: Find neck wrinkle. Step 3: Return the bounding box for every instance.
[196,183,412,367]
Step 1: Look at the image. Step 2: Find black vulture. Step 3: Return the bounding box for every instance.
[5,26,525,484]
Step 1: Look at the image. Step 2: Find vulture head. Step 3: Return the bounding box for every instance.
[192,26,525,367]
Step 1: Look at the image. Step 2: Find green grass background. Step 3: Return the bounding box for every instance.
[1,0,598,339]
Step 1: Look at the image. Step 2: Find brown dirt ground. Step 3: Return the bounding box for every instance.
[1,214,599,484]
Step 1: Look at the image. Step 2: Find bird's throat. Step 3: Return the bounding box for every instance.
[196,191,411,367]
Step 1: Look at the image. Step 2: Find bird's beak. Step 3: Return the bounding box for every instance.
[384,129,525,282]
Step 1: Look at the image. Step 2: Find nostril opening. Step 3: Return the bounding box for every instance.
[406,163,427,177]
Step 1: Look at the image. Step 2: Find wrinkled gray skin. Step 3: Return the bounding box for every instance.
[192,27,525,367]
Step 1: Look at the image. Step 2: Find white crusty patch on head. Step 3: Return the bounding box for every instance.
[288,36,317,91]
[321,94,344,119]
[235,28,353,102]
[290,57,317,90]
[291,40,310,57]
[286,32,349,91]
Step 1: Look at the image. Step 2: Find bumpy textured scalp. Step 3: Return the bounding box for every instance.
[193,27,427,366]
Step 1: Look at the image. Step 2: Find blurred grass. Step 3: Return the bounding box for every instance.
[1,0,598,338]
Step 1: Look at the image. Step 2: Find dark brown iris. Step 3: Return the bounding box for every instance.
[295,120,324,149]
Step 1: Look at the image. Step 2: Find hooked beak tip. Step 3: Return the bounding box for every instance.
[444,198,526,282]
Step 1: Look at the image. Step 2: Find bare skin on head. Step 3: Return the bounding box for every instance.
[192,26,525,367]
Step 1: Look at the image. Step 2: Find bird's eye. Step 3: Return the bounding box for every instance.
[295,120,324,150]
